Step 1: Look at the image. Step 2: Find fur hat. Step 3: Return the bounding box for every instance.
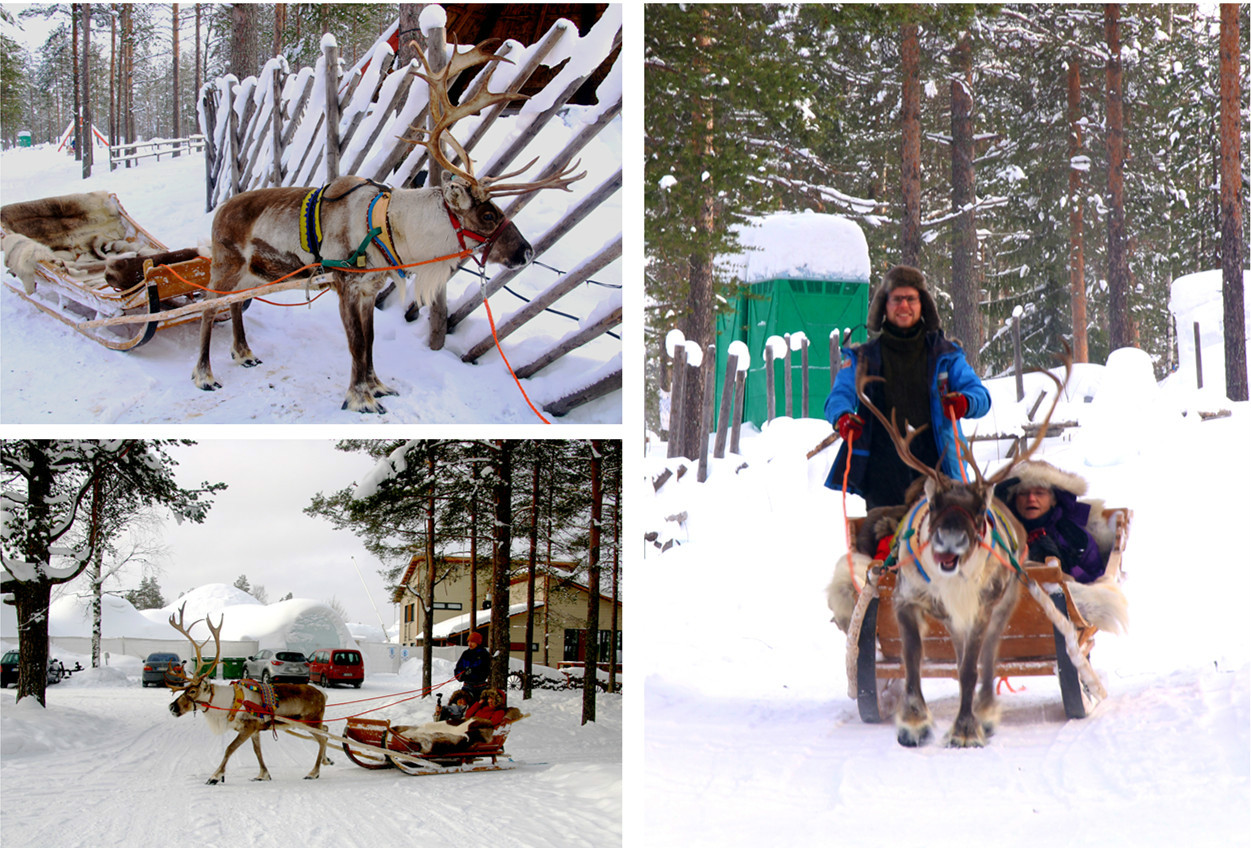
[1000,460,1089,500]
[867,264,941,333]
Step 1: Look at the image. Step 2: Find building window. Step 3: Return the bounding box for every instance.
[563,629,579,662]
[404,603,415,623]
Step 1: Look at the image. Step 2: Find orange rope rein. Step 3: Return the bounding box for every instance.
[841,430,860,596]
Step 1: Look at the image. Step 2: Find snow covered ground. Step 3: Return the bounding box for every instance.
[642,273,1250,846]
[1,658,621,848]
[0,110,621,425]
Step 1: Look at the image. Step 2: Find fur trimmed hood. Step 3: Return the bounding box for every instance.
[999,460,1089,499]
[867,264,941,333]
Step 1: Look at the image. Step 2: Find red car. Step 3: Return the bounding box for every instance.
[308,648,363,688]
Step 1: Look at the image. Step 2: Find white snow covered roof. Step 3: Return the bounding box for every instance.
[719,211,871,286]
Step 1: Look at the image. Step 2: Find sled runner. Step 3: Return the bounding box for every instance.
[845,506,1131,723]
[1,192,306,351]
[338,716,518,776]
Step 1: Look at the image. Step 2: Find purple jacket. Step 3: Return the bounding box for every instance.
[996,483,1104,583]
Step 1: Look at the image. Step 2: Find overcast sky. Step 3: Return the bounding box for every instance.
[144,440,395,629]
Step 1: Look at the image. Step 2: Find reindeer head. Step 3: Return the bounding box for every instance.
[856,349,1072,578]
[166,602,223,717]
[405,37,585,269]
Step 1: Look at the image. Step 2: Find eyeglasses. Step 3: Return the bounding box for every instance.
[888,295,919,306]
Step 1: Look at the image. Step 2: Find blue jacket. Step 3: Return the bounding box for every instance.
[824,330,990,495]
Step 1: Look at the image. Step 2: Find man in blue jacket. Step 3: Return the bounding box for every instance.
[824,265,990,509]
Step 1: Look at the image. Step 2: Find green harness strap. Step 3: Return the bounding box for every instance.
[319,226,382,270]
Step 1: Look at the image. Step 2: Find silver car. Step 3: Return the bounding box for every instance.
[242,649,310,684]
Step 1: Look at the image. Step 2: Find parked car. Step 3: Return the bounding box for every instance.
[307,648,364,688]
[2,650,69,687]
[141,652,184,688]
[243,649,310,684]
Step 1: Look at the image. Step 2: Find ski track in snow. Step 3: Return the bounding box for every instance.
[2,681,621,848]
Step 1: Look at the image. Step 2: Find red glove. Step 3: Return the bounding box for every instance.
[836,413,864,442]
[941,392,969,420]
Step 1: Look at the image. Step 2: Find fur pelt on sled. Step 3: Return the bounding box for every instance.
[1,232,57,294]
[391,707,525,755]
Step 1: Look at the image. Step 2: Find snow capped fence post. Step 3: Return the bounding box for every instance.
[800,333,810,418]
[322,37,341,181]
[269,63,284,187]
[765,341,777,422]
[1194,321,1204,389]
[731,358,747,455]
[714,352,739,459]
[830,329,842,394]
[667,334,688,459]
[698,343,716,482]
[784,332,794,417]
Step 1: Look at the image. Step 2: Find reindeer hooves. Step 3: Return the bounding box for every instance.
[231,350,262,368]
[251,775,272,782]
[205,776,224,785]
[944,715,989,748]
[896,723,933,748]
[303,774,320,781]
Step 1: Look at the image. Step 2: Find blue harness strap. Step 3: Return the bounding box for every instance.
[299,186,326,262]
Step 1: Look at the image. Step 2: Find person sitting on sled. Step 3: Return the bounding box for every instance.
[995,460,1104,583]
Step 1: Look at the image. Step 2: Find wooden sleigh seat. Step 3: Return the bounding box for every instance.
[848,506,1131,723]
[342,716,514,774]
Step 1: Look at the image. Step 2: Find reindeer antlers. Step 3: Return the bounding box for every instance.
[167,602,223,688]
[407,36,586,196]
[854,345,1074,492]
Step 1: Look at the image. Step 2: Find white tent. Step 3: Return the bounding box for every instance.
[57,121,110,153]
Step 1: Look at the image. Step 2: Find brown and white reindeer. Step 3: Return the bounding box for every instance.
[165,603,330,784]
[193,39,584,413]
[850,354,1072,748]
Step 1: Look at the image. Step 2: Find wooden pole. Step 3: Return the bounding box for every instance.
[667,345,687,458]
[713,353,738,459]
[1013,314,1025,401]
[322,39,340,181]
[783,333,793,417]
[801,335,810,418]
[830,329,842,394]
[697,344,716,482]
[1194,321,1204,389]
[765,344,776,422]
[730,369,746,455]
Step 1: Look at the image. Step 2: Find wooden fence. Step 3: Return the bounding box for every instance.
[196,9,622,417]
[109,134,205,170]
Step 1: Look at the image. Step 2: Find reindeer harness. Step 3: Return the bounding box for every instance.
[298,180,409,279]
[886,497,1023,584]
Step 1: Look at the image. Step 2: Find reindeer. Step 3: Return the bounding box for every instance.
[853,354,1072,748]
[165,603,330,784]
[193,39,584,413]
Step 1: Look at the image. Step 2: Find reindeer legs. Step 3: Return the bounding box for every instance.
[337,275,396,413]
[895,602,933,747]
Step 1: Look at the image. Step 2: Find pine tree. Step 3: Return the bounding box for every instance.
[125,576,167,611]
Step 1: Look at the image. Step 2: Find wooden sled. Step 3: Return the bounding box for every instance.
[340,717,517,776]
[847,506,1131,723]
[1,191,305,351]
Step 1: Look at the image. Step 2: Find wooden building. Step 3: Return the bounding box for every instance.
[393,553,622,667]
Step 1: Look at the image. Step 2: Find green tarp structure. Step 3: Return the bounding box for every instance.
[714,212,872,428]
[715,279,869,425]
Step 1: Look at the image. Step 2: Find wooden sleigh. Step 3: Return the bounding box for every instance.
[1,191,306,351]
[338,717,517,776]
[845,506,1131,723]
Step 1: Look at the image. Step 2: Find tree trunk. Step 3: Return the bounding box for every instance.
[109,14,116,146]
[1219,3,1248,402]
[899,21,922,266]
[397,4,426,67]
[73,5,81,162]
[582,441,603,725]
[609,459,620,694]
[172,4,181,147]
[81,3,92,177]
[14,580,54,707]
[490,441,514,692]
[949,31,980,370]
[90,474,103,668]
[229,4,256,79]
[422,457,436,695]
[1067,57,1089,363]
[1105,4,1132,350]
[272,3,285,62]
[195,4,202,104]
[524,462,539,700]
